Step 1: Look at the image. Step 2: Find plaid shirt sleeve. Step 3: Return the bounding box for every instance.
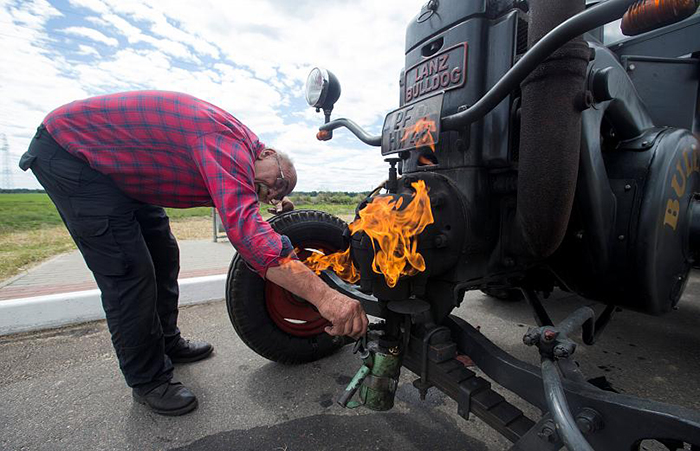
[192,131,295,278]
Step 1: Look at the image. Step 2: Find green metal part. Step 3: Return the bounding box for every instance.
[337,364,371,408]
[359,350,402,411]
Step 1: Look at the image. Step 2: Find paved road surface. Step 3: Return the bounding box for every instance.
[2,276,700,450]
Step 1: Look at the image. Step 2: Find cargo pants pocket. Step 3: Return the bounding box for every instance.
[70,218,129,276]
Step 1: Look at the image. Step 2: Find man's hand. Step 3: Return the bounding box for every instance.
[268,196,294,215]
[317,292,368,339]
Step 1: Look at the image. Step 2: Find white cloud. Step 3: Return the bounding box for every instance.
[61,26,119,46]
[67,0,109,14]
[1,0,425,191]
[76,44,99,57]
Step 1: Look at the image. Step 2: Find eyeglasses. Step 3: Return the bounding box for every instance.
[271,153,290,201]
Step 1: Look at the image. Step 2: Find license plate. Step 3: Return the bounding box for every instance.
[404,43,467,104]
[381,92,443,156]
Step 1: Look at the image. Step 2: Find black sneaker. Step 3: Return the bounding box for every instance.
[167,338,214,364]
[133,382,198,416]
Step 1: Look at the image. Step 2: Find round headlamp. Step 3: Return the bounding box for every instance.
[304,67,341,110]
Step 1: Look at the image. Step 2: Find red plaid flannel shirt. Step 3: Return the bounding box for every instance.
[44,90,292,277]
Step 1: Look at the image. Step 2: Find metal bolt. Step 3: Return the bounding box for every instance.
[575,231,584,239]
[538,421,558,443]
[641,140,649,148]
[624,184,632,191]
[618,235,625,241]
[553,344,572,359]
[523,328,540,346]
[628,63,636,71]
[576,408,603,434]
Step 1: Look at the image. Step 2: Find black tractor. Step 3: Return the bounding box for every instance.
[227,1,700,449]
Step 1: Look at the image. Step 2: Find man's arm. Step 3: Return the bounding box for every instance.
[191,133,367,338]
[266,259,368,338]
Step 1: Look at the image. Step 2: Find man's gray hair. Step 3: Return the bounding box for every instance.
[267,148,294,167]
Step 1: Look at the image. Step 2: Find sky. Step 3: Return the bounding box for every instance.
[0,0,425,192]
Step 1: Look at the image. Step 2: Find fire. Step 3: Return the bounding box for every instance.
[304,247,360,283]
[303,180,434,288]
[402,118,437,152]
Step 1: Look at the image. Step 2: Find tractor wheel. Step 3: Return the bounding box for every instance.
[225,210,349,364]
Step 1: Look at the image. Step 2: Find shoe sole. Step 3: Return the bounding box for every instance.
[133,394,199,416]
[169,346,214,364]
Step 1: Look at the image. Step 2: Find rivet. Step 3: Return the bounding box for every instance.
[618,235,625,241]
[628,64,636,71]
[624,184,632,191]
[641,141,649,147]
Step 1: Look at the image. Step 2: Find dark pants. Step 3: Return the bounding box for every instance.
[20,125,181,393]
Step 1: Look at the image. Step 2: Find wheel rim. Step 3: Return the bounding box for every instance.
[265,242,333,337]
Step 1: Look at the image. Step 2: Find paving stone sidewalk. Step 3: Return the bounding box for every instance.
[0,240,236,301]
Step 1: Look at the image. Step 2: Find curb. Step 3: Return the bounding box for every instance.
[0,274,227,336]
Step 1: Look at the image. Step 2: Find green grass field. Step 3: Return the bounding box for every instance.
[0,193,212,234]
[0,193,357,281]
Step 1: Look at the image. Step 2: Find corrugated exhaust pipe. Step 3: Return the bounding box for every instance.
[516,0,591,258]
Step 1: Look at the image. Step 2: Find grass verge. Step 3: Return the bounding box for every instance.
[0,193,357,283]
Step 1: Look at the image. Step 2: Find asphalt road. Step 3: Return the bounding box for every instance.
[2,275,700,451]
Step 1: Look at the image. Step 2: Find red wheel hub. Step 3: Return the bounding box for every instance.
[265,282,330,336]
[265,243,333,337]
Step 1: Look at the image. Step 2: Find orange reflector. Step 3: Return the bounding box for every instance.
[316,130,332,141]
[621,0,699,36]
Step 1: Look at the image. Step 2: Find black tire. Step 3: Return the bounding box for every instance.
[480,287,524,302]
[225,210,348,364]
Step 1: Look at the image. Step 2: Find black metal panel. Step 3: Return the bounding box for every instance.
[621,55,700,131]
[610,14,700,58]
[405,0,488,54]
[483,10,520,167]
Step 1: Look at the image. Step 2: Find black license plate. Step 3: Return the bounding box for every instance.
[381,92,443,156]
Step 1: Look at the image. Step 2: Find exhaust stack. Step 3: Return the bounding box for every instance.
[516,0,591,258]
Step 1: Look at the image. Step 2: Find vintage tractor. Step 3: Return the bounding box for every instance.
[227,0,700,449]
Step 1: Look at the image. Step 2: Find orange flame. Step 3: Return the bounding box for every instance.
[402,118,437,152]
[304,247,360,283]
[303,180,434,288]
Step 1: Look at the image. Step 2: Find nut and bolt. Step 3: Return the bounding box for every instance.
[523,328,540,346]
[576,408,603,434]
[538,420,558,443]
[553,344,573,359]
